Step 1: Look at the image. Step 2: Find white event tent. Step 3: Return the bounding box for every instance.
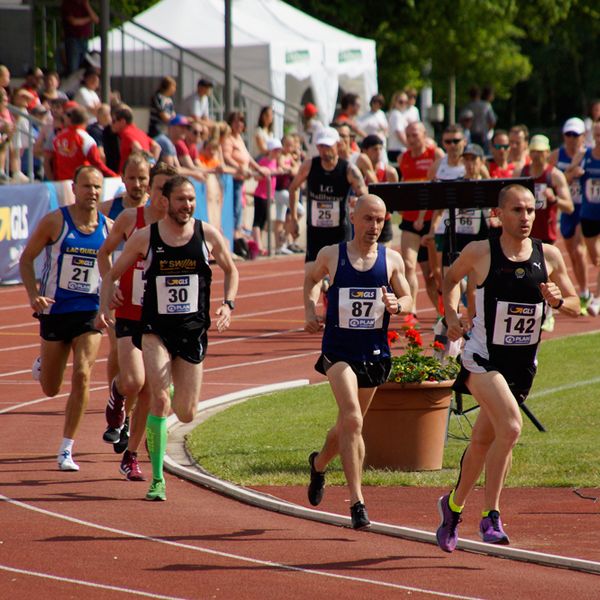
[96,0,377,127]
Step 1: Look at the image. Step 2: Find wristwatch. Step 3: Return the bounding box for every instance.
[552,298,564,310]
[222,300,235,311]
[395,300,402,315]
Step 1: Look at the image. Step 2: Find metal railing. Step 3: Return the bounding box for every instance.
[6,104,42,183]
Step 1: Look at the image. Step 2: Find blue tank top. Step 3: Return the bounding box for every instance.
[108,196,125,220]
[556,146,582,205]
[322,243,391,362]
[580,147,600,220]
[39,207,109,314]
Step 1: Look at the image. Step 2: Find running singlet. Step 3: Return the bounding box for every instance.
[141,220,212,333]
[555,146,582,205]
[465,236,547,367]
[488,160,515,179]
[580,148,600,221]
[522,164,558,242]
[434,157,466,234]
[306,156,350,245]
[322,243,391,362]
[39,207,109,314]
[115,206,146,321]
[399,146,437,220]
[108,196,125,221]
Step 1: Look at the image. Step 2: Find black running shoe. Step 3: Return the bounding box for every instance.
[350,501,371,530]
[307,451,325,506]
[103,425,122,444]
[113,416,130,454]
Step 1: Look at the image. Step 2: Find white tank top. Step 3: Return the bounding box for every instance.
[434,157,466,233]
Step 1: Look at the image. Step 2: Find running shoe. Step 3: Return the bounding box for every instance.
[32,356,41,381]
[350,501,371,530]
[287,243,304,254]
[103,425,122,444]
[479,510,510,545]
[105,378,126,429]
[120,450,145,481]
[145,478,166,501]
[58,449,80,472]
[541,312,555,332]
[588,298,600,317]
[307,451,325,506]
[580,293,592,316]
[436,494,462,553]
[113,416,130,454]
[275,245,293,255]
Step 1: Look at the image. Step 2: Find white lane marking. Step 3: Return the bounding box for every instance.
[0,564,188,600]
[0,495,483,600]
[0,385,107,415]
[529,376,600,399]
[206,351,319,373]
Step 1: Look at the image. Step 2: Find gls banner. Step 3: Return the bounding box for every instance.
[0,183,51,284]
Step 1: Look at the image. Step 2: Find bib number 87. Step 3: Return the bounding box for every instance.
[352,301,372,317]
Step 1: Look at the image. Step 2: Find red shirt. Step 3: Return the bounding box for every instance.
[488,160,515,178]
[399,146,437,220]
[118,123,153,172]
[175,139,190,159]
[53,125,117,181]
[522,163,558,243]
[115,206,146,321]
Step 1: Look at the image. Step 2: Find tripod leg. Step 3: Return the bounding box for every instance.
[520,402,546,432]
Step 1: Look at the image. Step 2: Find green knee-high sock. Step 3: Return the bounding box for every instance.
[146,414,167,482]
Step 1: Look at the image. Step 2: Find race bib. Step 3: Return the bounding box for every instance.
[131,267,145,306]
[492,301,543,346]
[569,180,582,204]
[534,183,547,209]
[585,178,600,203]
[338,287,385,330]
[455,209,481,235]
[311,200,340,228]
[58,254,100,294]
[156,274,198,315]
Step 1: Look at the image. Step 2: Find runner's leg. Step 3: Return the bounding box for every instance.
[39,339,70,397]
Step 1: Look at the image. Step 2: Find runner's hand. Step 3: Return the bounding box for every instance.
[215,304,232,332]
[381,286,401,315]
[30,295,55,313]
[540,282,561,307]
[304,314,324,333]
[446,312,467,342]
[109,286,124,309]
[94,310,114,330]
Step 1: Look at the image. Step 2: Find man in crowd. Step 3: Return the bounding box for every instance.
[304,194,412,529]
[184,77,214,124]
[19,166,110,471]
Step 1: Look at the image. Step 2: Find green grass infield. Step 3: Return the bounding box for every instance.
[186,332,600,488]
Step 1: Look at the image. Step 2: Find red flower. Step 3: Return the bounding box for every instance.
[405,327,423,347]
[433,340,445,351]
[403,313,418,328]
[387,330,400,344]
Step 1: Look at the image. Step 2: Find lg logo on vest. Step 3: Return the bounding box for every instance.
[0,205,29,241]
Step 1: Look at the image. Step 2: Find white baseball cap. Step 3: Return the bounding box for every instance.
[562,117,585,135]
[266,138,283,151]
[315,127,340,147]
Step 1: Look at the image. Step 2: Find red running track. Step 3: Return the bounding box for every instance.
[1,254,599,599]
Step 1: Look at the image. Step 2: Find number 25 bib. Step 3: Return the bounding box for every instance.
[338,287,384,329]
[156,274,198,314]
[311,200,340,228]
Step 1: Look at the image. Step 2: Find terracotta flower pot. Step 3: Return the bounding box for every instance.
[363,380,454,471]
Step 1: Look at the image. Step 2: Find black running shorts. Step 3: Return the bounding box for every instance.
[315,353,392,389]
[38,310,100,343]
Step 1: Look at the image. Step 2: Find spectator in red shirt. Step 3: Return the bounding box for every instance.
[167,114,206,180]
[20,67,43,112]
[52,104,116,181]
[111,104,160,172]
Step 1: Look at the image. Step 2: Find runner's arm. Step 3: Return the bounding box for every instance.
[303,246,336,333]
[347,162,368,196]
[385,249,412,315]
[97,210,134,277]
[550,168,574,214]
[541,244,579,317]
[19,211,62,312]
[288,158,311,222]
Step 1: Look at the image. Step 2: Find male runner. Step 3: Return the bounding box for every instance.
[97,176,238,500]
[304,194,412,528]
[19,166,111,471]
[436,184,578,552]
[96,162,177,479]
[98,153,151,448]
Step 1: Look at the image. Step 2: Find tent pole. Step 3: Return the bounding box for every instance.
[224,0,233,116]
[100,0,110,103]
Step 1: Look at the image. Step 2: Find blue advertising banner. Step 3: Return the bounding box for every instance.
[0,183,51,284]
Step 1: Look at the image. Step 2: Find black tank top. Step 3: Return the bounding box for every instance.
[142,220,212,333]
[470,236,547,366]
[306,156,350,242]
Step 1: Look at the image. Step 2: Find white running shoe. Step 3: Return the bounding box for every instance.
[58,450,80,471]
[587,299,600,317]
[275,245,293,255]
[32,356,41,381]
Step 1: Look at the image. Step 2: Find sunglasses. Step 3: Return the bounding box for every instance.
[443,138,463,145]
[493,143,510,150]
[190,129,203,135]
[564,132,581,137]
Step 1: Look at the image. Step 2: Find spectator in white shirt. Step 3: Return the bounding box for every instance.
[184,77,214,124]
[403,87,421,124]
[387,91,408,163]
[358,94,388,145]
[73,68,101,122]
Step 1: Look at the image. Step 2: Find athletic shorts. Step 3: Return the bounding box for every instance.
[38,310,100,343]
[559,203,581,239]
[452,352,536,405]
[580,217,600,239]
[315,353,392,389]
[134,324,208,365]
[115,317,142,339]
[399,219,431,263]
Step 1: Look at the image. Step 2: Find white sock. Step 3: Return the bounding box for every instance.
[59,438,74,455]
